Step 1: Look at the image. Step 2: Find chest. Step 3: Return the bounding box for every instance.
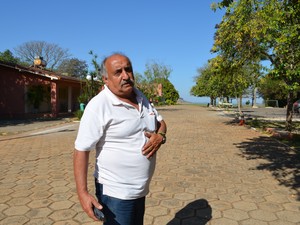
[105,105,157,136]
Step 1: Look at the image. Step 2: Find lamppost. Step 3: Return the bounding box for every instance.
[86,73,99,101]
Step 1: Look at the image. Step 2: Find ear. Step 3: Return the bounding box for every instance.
[102,76,108,85]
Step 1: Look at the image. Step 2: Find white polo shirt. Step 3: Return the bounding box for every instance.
[75,85,163,200]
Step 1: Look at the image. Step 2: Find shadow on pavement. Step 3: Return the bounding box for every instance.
[167,199,212,225]
[157,108,183,112]
[0,128,75,141]
[0,117,70,127]
[234,136,300,200]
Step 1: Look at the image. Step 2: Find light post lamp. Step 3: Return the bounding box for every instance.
[86,74,93,102]
[86,73,99,101]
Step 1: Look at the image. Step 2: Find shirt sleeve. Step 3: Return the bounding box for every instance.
[74,106,103,151]
[152,106,163,122]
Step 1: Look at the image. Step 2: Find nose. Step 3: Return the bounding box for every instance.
[121,68,130,79]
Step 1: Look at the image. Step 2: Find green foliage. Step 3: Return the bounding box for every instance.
[259,75,300,107]
[76,51,104,105]
[144,61,171,81]
[190,63,213,97]
[166,99,177,105]
[246,118,300,150]
[89,50,102,81]
[211,0,234,11]
[135,61,178,105]
[27,85,48,109]
[75,110,84,120]
[0,50,20,64]
[190,61,221,104]
[77,79,102,104]
[57,58,88,79]
[212,0,300,130]
[258,76,288,105]
[160,79,179,105]
[77,84,90,104]
[88,50,104,95]
[191,54,257,109]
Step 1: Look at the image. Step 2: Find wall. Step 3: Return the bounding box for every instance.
[0,65,83,119]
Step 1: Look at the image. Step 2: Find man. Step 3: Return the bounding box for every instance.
[73,53,167,225]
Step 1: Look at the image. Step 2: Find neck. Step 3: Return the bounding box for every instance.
[119,93,138,109]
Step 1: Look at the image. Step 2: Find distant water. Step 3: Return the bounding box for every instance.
[185,97,264,105]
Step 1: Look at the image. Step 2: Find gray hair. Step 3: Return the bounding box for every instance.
[99,52,132,78]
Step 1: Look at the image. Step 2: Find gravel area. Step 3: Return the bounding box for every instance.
[220,106,300,121]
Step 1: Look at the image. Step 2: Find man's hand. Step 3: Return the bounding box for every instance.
[78,191,103,221]
[73,150,102,221]
[142,132,163,158]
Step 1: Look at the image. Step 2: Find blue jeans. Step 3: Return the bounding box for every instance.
[95,181,145,225]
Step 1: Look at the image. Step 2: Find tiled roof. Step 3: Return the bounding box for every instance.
[0,61,83,83]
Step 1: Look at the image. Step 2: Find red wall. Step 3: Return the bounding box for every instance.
[1,65,83,119]
[0,67,27,118]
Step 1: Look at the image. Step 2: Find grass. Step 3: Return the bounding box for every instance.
[74,109,84,120]
[246,118,300,150]
[280,134,300,151]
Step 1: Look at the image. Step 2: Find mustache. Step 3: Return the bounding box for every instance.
[121,79,134,86]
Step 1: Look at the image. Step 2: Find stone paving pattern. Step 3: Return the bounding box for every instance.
[0,104,299,225]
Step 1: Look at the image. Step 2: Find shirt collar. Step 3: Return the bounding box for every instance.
[103,85,144,107]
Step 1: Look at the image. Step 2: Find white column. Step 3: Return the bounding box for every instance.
[24,85,28,113]
[68,86,72,113]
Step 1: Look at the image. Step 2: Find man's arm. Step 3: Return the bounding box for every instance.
[143,120,167,158]
[156,119,167,135]
[73,150,102,220]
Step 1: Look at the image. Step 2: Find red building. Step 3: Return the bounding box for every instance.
[0,61,83,119]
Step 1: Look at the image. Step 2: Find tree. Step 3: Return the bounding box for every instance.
[211,0,234,10]
[143,61,178,105]
[262,1,300,130]
[258,75,289,107]
[57,58,88,79]
[134,61,179,105]
[14,41,70,69]
[191,54,253,111]
[77,51,103,104]
[212,0,300,130]
[88,50,103,96]
[160,79,179,105]
[134,72,150,97]
[27,85,49,110]
[0,50,21,64]
[214,57,253,111]
[144,61,171,81]
[191,62,220,105]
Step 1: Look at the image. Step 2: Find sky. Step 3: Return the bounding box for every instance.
[1,0,225,103]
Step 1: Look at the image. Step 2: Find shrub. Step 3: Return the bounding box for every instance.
[75,110,84,120]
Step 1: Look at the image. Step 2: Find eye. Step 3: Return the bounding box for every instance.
[113,67,132,77]
[125,67,133,73]
[114,69,122,76]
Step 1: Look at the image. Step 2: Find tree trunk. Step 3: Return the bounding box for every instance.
[252,87,258,108]
[210,97,214,106]
[240,95,243,108]
[236,95,242,113]
[285,91,294,131]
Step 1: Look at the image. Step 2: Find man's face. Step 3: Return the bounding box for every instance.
[103,54,135,99]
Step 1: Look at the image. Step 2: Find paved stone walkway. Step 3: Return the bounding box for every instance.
[0,104,299,225]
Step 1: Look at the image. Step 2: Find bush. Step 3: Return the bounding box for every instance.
[165,99,174,105]
[75,110,84,120]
